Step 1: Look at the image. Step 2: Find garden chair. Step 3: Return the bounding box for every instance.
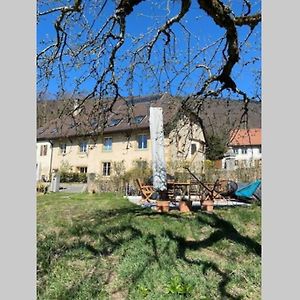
[185,168,232,211]
[136,179,155,202]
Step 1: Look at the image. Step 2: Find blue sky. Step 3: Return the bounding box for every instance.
[37,0,261,100]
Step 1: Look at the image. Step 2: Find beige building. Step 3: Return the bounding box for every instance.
[36,94,206,181]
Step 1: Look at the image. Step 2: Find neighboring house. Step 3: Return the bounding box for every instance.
[36,141,52,181]
[36,94,206,180]
[223,128,262,168]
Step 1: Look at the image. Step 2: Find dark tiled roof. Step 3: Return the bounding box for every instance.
[37,94,180,140]
[37,94,261,142]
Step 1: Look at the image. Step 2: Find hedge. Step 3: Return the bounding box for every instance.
[59,172,87,183]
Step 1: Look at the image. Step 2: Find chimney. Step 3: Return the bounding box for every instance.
[73,99,82,117]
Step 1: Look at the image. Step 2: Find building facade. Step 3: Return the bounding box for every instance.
[222,128,262,169]
[36,95,206,181]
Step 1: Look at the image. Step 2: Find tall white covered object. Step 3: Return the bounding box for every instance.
[149,107,167,191]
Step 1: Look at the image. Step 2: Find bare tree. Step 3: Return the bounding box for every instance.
[37,0,261,153]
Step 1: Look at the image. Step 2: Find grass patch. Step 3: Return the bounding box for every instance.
[37,192,261,299]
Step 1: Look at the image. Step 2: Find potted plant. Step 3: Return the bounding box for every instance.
[201,199,214,212]
[179,200,192,213]
[156,190,170,213]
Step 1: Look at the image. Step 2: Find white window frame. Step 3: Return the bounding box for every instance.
[137,134,147,149]
[60,143,67,155]
[241,147,247,154]
[40,145,48,156]
[133,115,145,125]
[103,137,113,151]
[109,118,122,127]
[78,166,88,173]
[79,141,88,153]
[102,162,111,176]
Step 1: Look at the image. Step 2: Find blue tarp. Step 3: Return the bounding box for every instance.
[234,180,261,200]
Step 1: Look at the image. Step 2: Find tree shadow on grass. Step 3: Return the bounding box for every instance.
[38,205,261,299]
[38,223,144,299]
[164,211,261,300]
[195,213,261,256]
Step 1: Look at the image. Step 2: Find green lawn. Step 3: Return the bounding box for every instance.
[37,192,261,300]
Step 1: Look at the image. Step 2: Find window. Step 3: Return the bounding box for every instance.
[191,143,197,155]
[69,120,77,129]
[79,141,88,153]
[241,147,247,154]
[43,145,47,156]
[137,135,147,149]
[132,115,145,124]
[78,167,87,173]
[233,148,239,154]
[51,128,58,134]
[136,160,147,169]
[38,128,46,134]
[109,118,122,127]
[103,137,112,151]
[102,162,111,176]
[60,143,67,154]
[258,146,262,154]
[90,119,98,128]
[40,145,47,156]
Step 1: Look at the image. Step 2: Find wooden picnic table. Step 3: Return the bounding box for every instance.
[167,180,191,202]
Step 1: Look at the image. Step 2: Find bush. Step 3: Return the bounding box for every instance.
[205,134,227,161]
[37,182,48,194]
[167,159,204,179]
[59,172,87,183]
[203,165,261,183]
[123,159,152,188]
[87,159,152,194]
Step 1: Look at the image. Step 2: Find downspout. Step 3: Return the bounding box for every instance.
[49,140,54,182]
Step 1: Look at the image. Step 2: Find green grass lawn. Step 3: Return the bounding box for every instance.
[37,193,261,300]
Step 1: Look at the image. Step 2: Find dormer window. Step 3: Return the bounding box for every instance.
[51,128,58,134]
[132,115,145,124]
[69,120,77,129]
[38,128,46,134]
[90,119,98,128]
[109,118,122,127]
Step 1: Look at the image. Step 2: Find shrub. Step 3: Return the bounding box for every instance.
[123,159,152,188]
[167,159,203,182]
[110,161,126,192]
[36,182,48,194]
[59,172,87,183]
[203,165,261,183]
[205,134,228,161]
